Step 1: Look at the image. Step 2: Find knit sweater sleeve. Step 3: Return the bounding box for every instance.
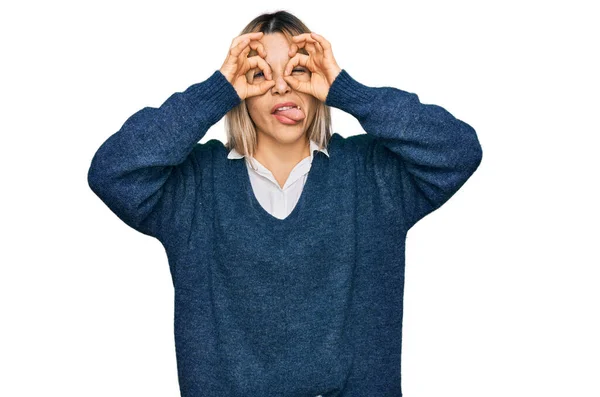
[325,69,483,232]
[87,70,241,242]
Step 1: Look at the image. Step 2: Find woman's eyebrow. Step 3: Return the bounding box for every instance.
[251,59,288,70]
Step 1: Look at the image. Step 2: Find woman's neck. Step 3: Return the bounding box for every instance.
[253,136,311,188]
[254,136,310,167]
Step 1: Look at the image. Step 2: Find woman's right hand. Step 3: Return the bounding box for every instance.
[219,32,275,101]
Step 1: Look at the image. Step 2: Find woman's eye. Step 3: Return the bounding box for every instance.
[253,68,306,78]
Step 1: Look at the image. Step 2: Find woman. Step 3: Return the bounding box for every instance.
[88,10,482,397]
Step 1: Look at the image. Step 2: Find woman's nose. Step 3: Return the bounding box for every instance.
[271,71,292,94]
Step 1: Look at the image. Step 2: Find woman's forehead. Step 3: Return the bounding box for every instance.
[246,32,308,71]
[248,40,308,63]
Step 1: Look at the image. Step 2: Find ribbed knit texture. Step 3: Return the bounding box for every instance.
[88,69,482,396]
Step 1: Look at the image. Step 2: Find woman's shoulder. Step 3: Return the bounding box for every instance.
[328,131,378,156]
[191,138,227,156]
[189,134,379,164]
[186,138,230,169]
[328,132,395,174]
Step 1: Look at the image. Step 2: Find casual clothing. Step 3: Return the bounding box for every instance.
[88,68,483,396]
[227,139,329,220]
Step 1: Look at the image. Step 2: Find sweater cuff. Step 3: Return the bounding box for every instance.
[325,69,378,113]
[184,70,242,125]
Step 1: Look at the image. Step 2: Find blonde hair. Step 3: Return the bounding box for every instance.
[224,10,333,158]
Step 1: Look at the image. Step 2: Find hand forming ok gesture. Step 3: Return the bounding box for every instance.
[219,32,276,100]
[283,32,342,102]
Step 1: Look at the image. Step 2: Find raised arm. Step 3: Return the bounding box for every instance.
[87,70,241,242]
[88,32,277,243]
[325,69,483,232]
[281,32,482,232]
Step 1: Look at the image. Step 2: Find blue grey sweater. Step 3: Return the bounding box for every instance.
[88,69,482,396]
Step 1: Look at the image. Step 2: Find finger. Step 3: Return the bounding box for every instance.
[288,43,298,58]
[240,41,252,58]
[238,43,270,78]
[288,43,310,59]
[228,33,265,60]
[284,53,310,76]
[248,40,267,58]
[240,38,266,59]
[312,40,324,54]
[284,54,298,76]
[290,35,318,54]
[290,36,319,55]
[246,55,273,80]
[300,33,324,54]
[230,38,251,58]
[247,79,276,98]
[231,31,263,48]
[291,33,318,43]
[309,32,330,49]
[291,33,325,57]
[259,79,276,93]
[236,43,253,71]
[309,32,332,55]
[282,74,309,95]
[303,41,319,58]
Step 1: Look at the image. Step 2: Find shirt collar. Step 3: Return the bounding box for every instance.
[227,139,329,160]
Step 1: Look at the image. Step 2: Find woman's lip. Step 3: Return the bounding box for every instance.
[271,101,299,114]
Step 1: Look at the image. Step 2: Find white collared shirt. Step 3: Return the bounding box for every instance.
[227,140,329,220]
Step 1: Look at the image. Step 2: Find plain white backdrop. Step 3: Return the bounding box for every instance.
[1,0,598,396]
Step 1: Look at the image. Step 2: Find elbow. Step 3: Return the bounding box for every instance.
[460,123,483,173]
[87,165,101,197]
[87,157,99,193]
[470,128,483,172]
[87,152,110,200]
[474,141,483,170]
[467,137,483,173]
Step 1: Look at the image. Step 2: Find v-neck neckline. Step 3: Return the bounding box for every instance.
[239,152,324,226]
[247,153,313,191]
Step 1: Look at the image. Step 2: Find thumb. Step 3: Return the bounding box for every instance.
[283,75,308,95]
[259,79,276,94]
[247,80,275,98]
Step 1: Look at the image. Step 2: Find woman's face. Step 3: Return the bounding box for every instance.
[244,32,317,148]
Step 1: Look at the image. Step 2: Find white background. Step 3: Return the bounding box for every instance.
[1,0,598,396]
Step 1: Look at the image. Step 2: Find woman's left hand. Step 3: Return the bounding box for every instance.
[283,32,342,102]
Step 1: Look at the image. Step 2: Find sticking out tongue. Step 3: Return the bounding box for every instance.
[274,107,305,121]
